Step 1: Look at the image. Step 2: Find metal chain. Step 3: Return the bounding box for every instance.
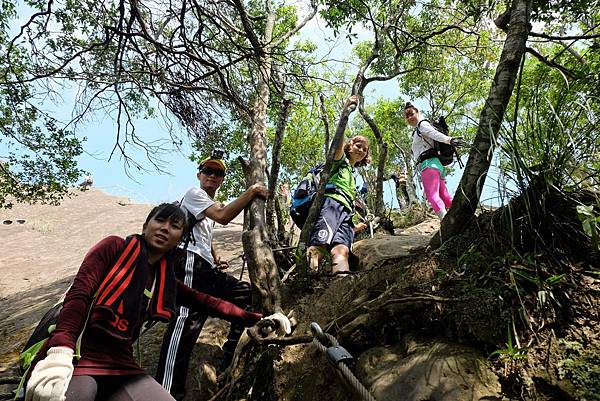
[310,323,377,401]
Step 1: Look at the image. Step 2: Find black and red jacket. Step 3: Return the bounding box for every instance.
[41,235,260,376]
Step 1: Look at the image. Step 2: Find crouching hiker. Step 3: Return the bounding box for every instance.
[23,203,282,401]
[307,95,371,275]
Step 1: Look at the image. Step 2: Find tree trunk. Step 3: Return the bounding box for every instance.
[348,17,397,218]
[403,154,419,205]
[274,194,289,245]
[266,95,291,243]
[319,94,331,157]
[395,183,408,209]
[435,0,532,245]
[241,2,282,313]
[358,106,387,216]
[361,169,378,211]
[391,141,418,206]
[392,174,410,209]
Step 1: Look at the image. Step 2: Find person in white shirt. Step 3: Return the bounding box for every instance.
[404,102,460,219]
[156,152,289,400]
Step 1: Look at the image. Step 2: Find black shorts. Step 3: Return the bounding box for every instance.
[308,197,354,249]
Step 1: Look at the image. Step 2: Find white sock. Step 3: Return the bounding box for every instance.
[436,208,447,219]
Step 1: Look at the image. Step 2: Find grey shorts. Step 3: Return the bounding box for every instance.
[308,197,354,249]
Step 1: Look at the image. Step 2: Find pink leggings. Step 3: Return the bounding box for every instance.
[421,167,453,213]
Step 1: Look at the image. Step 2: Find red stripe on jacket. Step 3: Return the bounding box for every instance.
[95,237,138,298]
[155,259,171,319]
[97,240,140,305]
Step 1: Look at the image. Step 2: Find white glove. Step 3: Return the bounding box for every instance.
[263,312,291,336]
[26,347,74,401]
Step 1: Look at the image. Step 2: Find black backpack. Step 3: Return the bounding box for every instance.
[416,116,463,168]
[173,199,200,248]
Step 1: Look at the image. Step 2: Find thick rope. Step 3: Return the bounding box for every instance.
[310,323,377,401]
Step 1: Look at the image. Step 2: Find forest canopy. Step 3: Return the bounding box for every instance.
[0,0,598,210]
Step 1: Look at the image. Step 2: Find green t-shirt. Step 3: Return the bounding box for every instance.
[325,157,355,211]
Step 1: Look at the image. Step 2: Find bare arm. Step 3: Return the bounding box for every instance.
[203,183,268,225]
[176,280,262,326]
[211,244,218,261]
[354,222,368,233]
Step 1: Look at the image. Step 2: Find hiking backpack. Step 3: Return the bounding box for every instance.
[289,163,341,229]
[416,116,463,168]
[15,293,95,400]
[173,198,201,248]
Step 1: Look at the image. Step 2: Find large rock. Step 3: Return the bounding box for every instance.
[353,219,439,270]
[357,339,503,401]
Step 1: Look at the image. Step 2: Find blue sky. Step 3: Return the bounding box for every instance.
[75,118,199,205]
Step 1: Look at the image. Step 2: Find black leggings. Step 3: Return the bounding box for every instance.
[65,375,175,401]
[156,252,252,400]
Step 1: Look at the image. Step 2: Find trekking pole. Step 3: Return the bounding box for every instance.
[310,322,377,401]
[362,212,375,238]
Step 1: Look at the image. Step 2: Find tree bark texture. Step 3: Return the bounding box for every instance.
[404,162,419,205]
[350,16,398,218]
[241,3,282,313]
[266,96,291,243]
[274,195,289,245]
[395,183,409,209]
[391,139,419,206]
[436,0,532,245]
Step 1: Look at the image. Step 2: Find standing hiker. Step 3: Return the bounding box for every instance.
[307,95,371,275]
[24,203,267,401]
[156,151,291,400]
[404,102,463,219]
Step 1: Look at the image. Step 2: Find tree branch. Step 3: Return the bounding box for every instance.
[272,0,318,48]
[525,47,577,79]
[529,31,600,40]
[319,94,331,157]
[230,0,263,53]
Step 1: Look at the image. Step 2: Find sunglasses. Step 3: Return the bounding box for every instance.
[200,168,225,177]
